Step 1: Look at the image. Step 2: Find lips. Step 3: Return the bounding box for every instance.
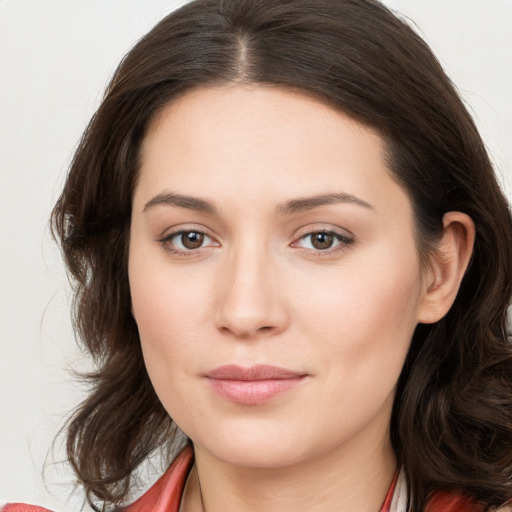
[204,364,308,405]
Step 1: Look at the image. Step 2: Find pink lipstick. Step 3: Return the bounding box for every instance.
[204,364,307,405]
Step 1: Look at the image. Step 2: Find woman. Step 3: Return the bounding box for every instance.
[4,0,512,510]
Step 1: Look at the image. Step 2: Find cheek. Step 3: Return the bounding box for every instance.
[128,241,196,368]
[297,243,422,385]
[128,251,211,429]
[128,241,228,423]
[129,228,213,335]
[289,255,421,444]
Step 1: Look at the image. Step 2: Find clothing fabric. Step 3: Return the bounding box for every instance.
[123,445,194,512]
[1,446,396,512]
[2,448,503,512]
[122,446,401,512]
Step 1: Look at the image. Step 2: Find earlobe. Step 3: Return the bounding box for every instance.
[417,212,475,324]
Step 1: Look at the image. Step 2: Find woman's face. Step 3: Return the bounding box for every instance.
[129,85,430,468]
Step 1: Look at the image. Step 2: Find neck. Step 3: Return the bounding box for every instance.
[181,412,397,512]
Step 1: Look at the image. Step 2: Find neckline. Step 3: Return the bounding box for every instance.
[126,446,400,512]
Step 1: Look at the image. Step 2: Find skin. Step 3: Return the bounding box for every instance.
[128,85,474,512]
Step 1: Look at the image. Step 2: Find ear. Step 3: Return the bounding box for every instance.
[417,211,475,324]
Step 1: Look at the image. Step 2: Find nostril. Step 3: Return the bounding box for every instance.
[219,323,278,339]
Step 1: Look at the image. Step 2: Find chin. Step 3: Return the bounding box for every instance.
[211,443,308,469]
[191,423,314,468]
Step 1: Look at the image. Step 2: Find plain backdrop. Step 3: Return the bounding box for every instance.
[1,1,511,510]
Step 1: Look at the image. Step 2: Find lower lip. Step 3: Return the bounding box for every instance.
[207,377,306,405]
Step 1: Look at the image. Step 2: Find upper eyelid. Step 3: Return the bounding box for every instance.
[293,225,354,240]
[159,229,219,256]
[163,229,217,243]
[165,229,212,239]
[292,230,353,246]
[158,226,354,246]
[160,224,216,240]
[302,230,352,240]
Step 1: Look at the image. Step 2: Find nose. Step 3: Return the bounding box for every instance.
[214,244,288,339]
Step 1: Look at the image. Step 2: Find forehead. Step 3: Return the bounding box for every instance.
[135,85,406,217]
[143,85,384,161]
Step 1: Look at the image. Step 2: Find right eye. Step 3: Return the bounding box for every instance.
[160,230,217,254]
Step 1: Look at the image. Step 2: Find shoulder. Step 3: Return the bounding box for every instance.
[2,447,194,512]
[426,492,512,512]
[123,445,194,512]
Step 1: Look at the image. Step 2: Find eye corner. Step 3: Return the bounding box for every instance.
[291,228,355,255]
[158,228,220,257]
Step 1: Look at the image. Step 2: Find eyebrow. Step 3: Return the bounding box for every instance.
[276,192,374,215]
[143,191,373,215]
[143,192,218,215]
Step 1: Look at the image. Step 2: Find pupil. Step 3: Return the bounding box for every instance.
[182,232,204,249]
[312,233,333,250]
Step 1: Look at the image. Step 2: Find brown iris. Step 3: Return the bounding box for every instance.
[311,232,335,250]
[181,231,204,249]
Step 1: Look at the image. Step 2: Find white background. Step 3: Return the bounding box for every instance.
[1,1,511,510]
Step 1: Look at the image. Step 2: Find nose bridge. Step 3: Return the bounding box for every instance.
[215,236,284,338]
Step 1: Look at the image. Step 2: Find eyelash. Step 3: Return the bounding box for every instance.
[291,230,355,256]
[159,229,218,257]
[158,229,354,257]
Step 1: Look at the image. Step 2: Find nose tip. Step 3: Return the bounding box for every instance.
[214,256,287,339]
[218,309,279,339]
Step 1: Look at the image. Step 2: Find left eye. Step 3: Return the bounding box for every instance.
[166,230,214,251]
[297,231,350,251]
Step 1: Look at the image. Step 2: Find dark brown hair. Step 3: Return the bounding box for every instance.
[51,0,512,510]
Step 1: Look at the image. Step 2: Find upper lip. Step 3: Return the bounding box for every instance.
[204,364,307,381]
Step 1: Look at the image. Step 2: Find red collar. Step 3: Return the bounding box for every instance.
[125,446,400,512]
